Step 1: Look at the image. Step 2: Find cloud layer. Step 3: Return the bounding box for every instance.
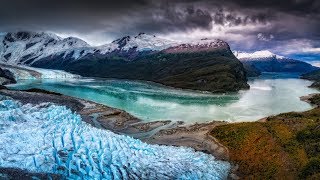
[0,0,319,59]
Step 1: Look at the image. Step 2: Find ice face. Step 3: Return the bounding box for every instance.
[0,99,230,179]
[2,65,80,80]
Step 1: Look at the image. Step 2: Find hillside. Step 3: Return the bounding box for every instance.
[60,46,249,93]
[302,70,320,89]
[211,93,320,179]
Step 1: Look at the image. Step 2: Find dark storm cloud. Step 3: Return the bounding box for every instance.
[0,0,280,34]
[134,3,214,33]
[0,0,319,58]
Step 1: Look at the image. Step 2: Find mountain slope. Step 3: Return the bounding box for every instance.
[36,35,248,92]
[302,69,320,81]
[64,48,248,92]
[0,32,92,65]
[0,31,249,92]
[302,69,320,89]
[234,50,318,76]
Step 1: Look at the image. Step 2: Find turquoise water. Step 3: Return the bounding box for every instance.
[8,73,319,123]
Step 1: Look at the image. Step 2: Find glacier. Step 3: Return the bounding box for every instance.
[0,64,80,80]
[0,98,230,179]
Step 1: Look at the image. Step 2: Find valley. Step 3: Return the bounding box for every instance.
[0,31,319,179]
[1,62,320,179]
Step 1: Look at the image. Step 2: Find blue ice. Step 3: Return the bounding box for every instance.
[0,99,230,179]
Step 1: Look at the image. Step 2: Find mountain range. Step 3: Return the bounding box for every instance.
[234,50,318,76]
[1,31,318,92]
[0,31,249,92]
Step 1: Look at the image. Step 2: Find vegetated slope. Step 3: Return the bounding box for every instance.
[302,70,320,90]
[211,94,320,179]
[60,49,249,93]
[242,63,261,77]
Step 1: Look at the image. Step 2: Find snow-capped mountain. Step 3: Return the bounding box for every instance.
[0,31,91,65]
[163,38,228,54]
[111,33,177,51]
[233,50,318,75]
[0,31,230,66]
[0,31,249,92]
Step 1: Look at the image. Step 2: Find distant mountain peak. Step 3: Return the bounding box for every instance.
[0,31,91,64]
[234,50,285,60]
[236,50,318,75]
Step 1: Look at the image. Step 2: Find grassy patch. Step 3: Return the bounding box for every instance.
[211,95,320,179]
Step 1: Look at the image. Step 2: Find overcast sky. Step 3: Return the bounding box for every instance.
[0,0,319,61]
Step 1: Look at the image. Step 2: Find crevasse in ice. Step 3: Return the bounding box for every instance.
[0,99,230,179]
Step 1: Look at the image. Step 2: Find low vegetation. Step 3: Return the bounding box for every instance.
[302,69,320,90]
[61,51,249,93]
[211,94,320,179]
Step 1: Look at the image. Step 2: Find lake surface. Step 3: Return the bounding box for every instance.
[8,73,319,123]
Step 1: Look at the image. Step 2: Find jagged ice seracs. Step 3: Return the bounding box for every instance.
[0,98,230,179]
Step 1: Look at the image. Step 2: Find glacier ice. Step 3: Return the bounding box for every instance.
[0,99,230,179]
[1,65,80,80]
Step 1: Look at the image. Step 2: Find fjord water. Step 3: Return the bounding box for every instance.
[8,73,319,123]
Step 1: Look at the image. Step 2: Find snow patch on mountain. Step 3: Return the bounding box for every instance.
[96,43,119,54]
[0,99,231,179]
[234,50,285,60]
[185,38,228,47]
[112,33,178,51]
